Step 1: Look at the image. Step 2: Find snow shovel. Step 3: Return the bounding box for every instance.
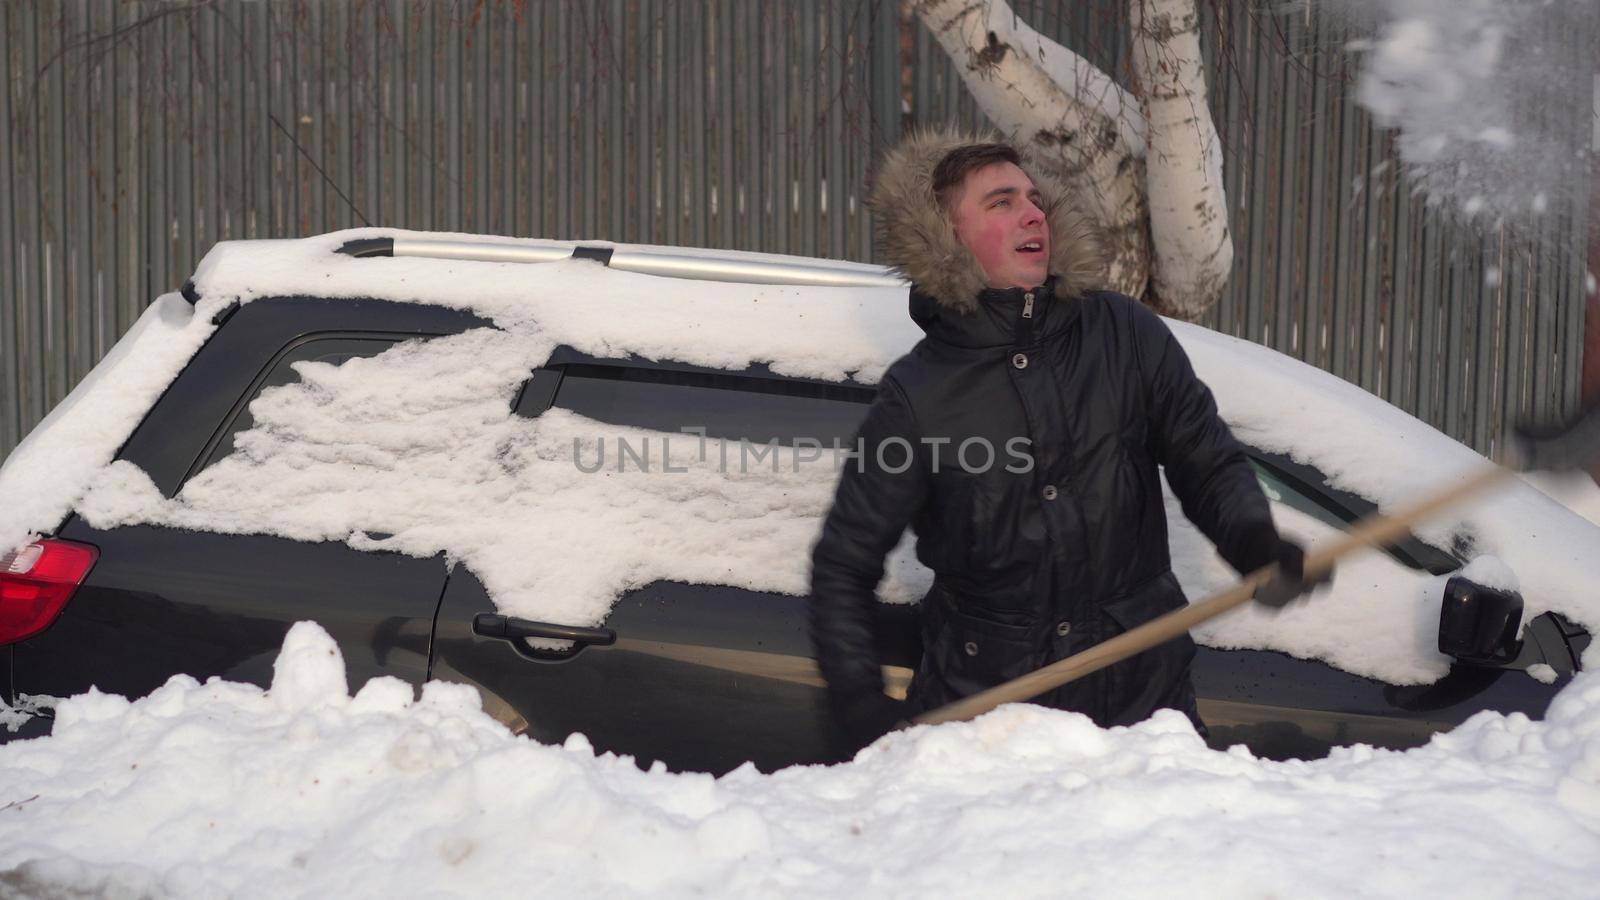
[911,406,1600,727]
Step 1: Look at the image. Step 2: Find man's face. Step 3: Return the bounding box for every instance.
[948,161,1050,291]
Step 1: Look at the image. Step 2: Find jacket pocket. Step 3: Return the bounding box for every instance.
[1097,571,1197,714]
[1101,570,1187,631]
[921,587,1045,697]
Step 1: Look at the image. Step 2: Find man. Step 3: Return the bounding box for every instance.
[809,130,1327,750]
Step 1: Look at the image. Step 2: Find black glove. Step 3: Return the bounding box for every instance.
[831,690,910,751]
[1239,529,1333,609]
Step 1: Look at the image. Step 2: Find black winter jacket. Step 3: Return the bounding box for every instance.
[809,281,1276,727]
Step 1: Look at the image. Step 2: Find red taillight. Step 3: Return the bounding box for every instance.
[0,539,98,645]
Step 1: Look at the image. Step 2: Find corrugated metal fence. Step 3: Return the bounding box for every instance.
[2,0,1593,461]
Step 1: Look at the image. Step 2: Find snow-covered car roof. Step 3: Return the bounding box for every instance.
[2,228,1596,685]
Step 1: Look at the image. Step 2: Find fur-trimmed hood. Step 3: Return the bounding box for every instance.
[869,127,1104,314]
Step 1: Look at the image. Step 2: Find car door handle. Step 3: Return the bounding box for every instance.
[472,613,616,646]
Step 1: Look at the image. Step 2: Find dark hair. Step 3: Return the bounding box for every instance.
[931,143,1022,211]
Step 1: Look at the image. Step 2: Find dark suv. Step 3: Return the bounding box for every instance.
[2,235,1588,773]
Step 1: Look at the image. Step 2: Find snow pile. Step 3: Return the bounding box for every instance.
[1,623,1597,898]
[1348,0,1594,222]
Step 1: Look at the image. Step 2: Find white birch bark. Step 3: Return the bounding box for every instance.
[1129,0,1234,319]
[912,0,1234,320]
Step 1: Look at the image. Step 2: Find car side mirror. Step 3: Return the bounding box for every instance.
[1438,575,1523,666]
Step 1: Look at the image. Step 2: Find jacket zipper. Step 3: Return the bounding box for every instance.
[1022,290,1035,319]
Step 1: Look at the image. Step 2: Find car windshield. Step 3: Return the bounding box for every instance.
[1242,456,1458,574]
[1249,461,1350,533]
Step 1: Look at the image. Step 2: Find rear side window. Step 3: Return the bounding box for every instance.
[550,364,871,447]
[186,336,405,481]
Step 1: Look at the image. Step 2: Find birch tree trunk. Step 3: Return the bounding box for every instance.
[912,0,1233,320]
[1129,0,1234,319]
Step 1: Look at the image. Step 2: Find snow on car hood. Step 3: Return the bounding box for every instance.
[2,623,1597,898]
[5,228,1598,687]
[1173,321,1600,672]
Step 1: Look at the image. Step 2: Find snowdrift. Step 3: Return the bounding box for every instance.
[1,623,1596,898]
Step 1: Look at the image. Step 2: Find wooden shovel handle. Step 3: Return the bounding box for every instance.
[912,464,1513,727]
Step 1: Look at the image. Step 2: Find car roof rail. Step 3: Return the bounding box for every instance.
[334,235,906,289]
